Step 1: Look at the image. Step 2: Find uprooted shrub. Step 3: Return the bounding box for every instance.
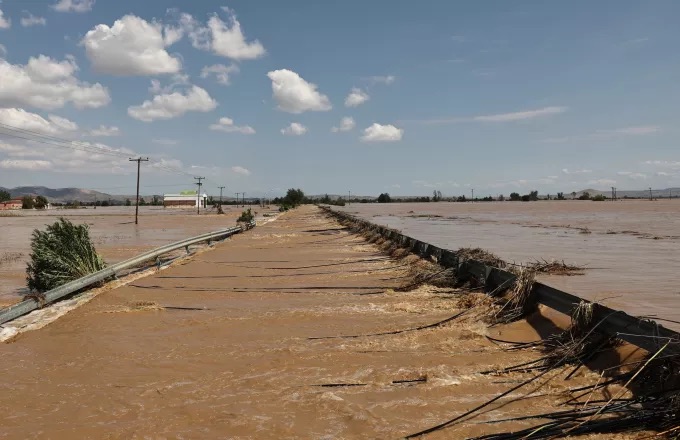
[26,217,106,293]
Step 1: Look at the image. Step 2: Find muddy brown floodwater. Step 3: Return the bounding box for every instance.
[0,205,278,307]
[336,200,680,329]
[0,206,641,439]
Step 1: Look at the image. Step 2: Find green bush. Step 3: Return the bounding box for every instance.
[591,194,607,201]
[237,208,255,223]
[26,218,106,293]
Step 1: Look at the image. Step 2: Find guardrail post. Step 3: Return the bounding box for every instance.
[185,245,190,254]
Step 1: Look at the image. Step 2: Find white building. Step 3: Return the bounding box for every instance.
[163,193,208,208]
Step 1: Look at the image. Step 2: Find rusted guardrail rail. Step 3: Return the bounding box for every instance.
[322,206,680,355]
[0,220,255,326]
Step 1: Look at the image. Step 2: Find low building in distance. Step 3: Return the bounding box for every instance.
[163,191,208,208]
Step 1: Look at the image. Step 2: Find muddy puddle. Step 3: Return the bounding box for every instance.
[336,201,680,328]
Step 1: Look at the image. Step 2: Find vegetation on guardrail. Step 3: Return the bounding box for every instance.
[26,218,106,294]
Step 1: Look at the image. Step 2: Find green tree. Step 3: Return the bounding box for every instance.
[22,196,35,209]
[556,192,565,200]
[509,192,521,201]
[578,191,591,200]
[139,197,147,206]
[26,218,106,293]
[0,190,10,202]
[529,190,539,201]
[125,198,132,206]
[34,196,48,209]
[432,190,442,202]
[377,193,392,203]
[282,188,305,207]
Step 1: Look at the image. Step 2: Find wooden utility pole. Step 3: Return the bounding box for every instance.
[649,187,653,201]
[194,177,205,215]
[129,157,149,225]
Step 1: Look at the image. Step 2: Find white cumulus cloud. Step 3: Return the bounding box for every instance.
[81,15,182,76]
[281,122,307,136]
[51,0,94,13]
[231,165,251,176]
[345,88,369,107]
[200,63,239,85]
[331,117,355,133]
[0,56,110,110]
[0,108,79,136]
[0,8,11,29]
[175,9,265,61]
[267,69,331,114]
[88,125,120,137]
[367,75,395,85]
[0,159,52,170]
[127,85,217,122]
[361,123,403,142]
[20,14,47,27]
[209,117,255,134]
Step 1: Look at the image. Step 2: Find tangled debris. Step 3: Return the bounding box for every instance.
[529,258,585,276]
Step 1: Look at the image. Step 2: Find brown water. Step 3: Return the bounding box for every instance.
[0,206,636,439]
[336,200,680,327]
[0,205,277,306]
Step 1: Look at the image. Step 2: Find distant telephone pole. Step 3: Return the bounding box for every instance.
[611,187,616,202]
[348,190,351,205]
[242,192,246,207]
[218,186,225,207]
[129,157,149,224]
[194,177,205,215]
[649,187,653,201]
[471,189,474,202]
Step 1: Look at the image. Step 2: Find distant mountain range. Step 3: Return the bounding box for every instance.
[571,188,680,199]
[0,186,126,203]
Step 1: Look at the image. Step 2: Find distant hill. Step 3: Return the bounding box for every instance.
[572,188,680,199]
[0,186,123,203]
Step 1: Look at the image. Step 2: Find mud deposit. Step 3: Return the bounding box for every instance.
[336,201,680,328]
[0,205,277,306]
[0,206,639,439]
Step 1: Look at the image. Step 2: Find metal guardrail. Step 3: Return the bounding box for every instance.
[0,220,256,326]
[322,206,680,355]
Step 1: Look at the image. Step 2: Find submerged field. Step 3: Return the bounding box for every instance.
[335,200,680,328]
[0,205,277,306]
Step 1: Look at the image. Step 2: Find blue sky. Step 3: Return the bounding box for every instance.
[0,0,678,197]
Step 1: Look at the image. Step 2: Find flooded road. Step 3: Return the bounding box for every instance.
[336,200,680,327]
[0,205,277,306]
[0,207,635,439]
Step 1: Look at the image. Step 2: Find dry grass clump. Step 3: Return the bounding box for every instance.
[488,266,536,325]
[529,258,585,276]
[103,301,164,313]
[457,247,507,268]
[0,251,23,267]
[397,260,456,292]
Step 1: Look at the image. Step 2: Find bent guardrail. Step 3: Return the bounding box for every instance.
[0,220,256,326]
[321,206,680,355]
